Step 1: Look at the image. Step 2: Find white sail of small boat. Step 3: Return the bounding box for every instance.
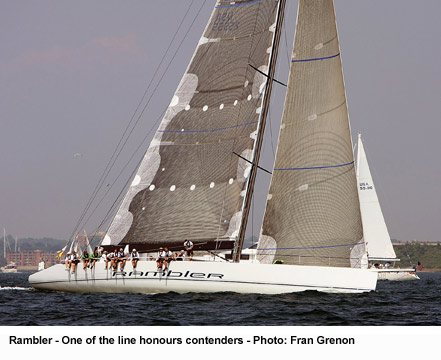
[1,229,18,273]
[29,0,377,294]
[356,133,418,280]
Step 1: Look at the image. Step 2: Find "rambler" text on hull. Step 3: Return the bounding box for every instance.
[112,270,224,279]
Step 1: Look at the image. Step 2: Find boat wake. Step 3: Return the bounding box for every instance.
[0,286,32,291]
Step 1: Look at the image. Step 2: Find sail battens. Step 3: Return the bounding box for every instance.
[159,121,258,133]
[216,0,262,9]
[274,160,354,171]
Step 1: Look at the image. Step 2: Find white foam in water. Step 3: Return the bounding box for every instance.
[0,286,32,291]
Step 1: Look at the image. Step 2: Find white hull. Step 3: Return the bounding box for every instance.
[1,268,18,273]
[370,268,419,281]
[29,261,377,294]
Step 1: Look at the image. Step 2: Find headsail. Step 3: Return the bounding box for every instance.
[102,0,281,252]
[356,134,396,261]
[258,0,366,268]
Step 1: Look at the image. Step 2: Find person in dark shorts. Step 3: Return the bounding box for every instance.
[81,250,90,270]
[117,248,127,272]
[156,247,166,270]
[163,247,174,270]
[70,250,80,274]
[130,248,140,270]
[183,239,194,260]
[89,248,100,269]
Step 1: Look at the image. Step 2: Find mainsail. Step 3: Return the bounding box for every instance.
[258,0,366,268]
[356,134,396,261]
[102,0,282,252]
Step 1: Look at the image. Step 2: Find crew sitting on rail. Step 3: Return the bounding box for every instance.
[70,250,80,274]
[183,239,194,260]
[117,248,127,272]
[102,251,110,269]
[130,248,140,270]
[175,250,185,261]
[163,247,174,270]
[111,248,119,270]
[156,247,166,270]
[81,250,90,270]
[89,248,100,269]
[64,252,71,271]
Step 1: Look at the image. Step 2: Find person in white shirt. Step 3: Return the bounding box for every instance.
[130,249,140,270]
[64,252,71,271]
[163,247,174,270]
[117,248,127,272]
[156,248,166,270]
[101,251,109,270]
[184,239,194,260]
[70,250,80,274]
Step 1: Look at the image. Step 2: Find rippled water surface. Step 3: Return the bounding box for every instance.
[1,271,440,326]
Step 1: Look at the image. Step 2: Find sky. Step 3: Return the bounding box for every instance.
[1,0,440,243]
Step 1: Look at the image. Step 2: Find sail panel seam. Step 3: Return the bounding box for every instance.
[292,52,340,63]
[275,160,354,171]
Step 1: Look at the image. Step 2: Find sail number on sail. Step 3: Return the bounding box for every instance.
[359,182,373,191]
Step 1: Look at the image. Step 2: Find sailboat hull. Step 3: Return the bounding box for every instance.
[29,261,377,294]
[370,268,419,281]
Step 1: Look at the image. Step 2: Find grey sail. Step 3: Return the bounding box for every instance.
[102,0,281,252]
[258,0,366,268]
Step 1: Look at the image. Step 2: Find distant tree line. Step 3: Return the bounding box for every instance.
[0,236,65,265]
[394,242,441,269]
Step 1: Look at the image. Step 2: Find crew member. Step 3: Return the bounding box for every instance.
[81,250,90,270]
[70,250,80,274]
[64,252,71,271]
[163,247,174,270]
[156,247,166,270]
[130,248,140,270]
[184,239,194,260]
[117,248,127,272]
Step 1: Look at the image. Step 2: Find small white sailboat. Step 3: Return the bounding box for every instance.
[356,134,419,280]
[29,0,377,294]
[1,262,18,273]
[1,229,18,273]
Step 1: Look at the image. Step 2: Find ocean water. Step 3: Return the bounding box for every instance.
[0,271,440,326]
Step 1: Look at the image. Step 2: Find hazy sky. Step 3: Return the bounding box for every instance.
[1,0,440,243]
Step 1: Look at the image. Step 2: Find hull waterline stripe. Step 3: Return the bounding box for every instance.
[29,276,372,292]
[292,53,340,63]
[216,0,261,9]
[274,160,354,171]
[159,121,258,133]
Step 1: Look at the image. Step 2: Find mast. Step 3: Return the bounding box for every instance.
[233,0,287,262]
[3,228,6,260]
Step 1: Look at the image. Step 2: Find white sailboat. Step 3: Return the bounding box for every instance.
[1,229,18,273]
[29,0,377,294]
[356,134,419,280]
